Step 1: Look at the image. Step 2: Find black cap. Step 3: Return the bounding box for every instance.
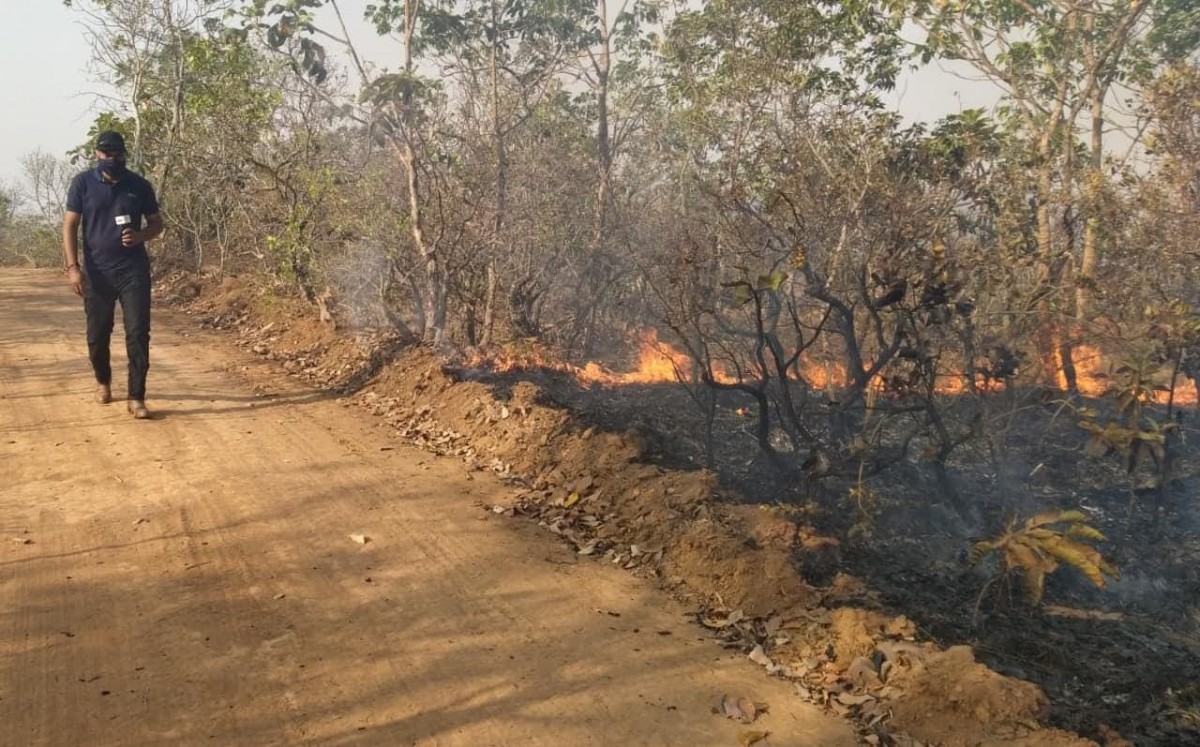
[95,131,126,153]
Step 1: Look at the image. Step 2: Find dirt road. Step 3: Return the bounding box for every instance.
[0,269,854,747]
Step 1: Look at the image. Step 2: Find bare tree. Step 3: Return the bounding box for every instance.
[20,150,76,230]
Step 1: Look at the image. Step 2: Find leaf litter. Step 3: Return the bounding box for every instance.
[711,694,768,725]
[738,730,771,746]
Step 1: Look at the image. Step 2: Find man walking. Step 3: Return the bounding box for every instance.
[63,131,164,419]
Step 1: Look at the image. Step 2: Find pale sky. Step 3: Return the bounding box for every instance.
[0,1,97,183]
[0,2,1000,190]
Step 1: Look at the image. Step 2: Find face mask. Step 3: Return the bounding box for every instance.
[98,157,127,178]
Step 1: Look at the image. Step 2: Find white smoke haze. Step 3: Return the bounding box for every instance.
[325,239,410,336]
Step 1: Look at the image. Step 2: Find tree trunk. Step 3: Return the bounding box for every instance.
[1033,124,1065,388]
[397,0,444,342]
[1035,132,1056,282]
[1058,105,1079,394]
[590,0,612,255]
[1077,83,1104,320]
[575,0,614,357]
[131,68,145,172]
[483,9,506,346]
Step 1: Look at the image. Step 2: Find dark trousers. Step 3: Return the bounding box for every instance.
[85,263,151,401]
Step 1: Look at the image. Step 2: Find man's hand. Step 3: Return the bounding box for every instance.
[67,266,84,296]
[121,228,139,247]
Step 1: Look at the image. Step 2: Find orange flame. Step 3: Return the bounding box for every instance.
[798,359,847,392]
[1059,344,1197,406]
[1059,345,1109,399]
[466,329,1197,405]
[466,329,736,386]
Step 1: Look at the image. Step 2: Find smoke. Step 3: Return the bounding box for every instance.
[1107,570,1173,610]
[325,240,406,335]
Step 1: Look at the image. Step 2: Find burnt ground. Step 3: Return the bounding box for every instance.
[509,373,1200,746]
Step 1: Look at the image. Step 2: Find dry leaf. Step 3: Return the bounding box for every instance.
[861,700,891,728]
[763,615,783,637]
[876,640,924,667]
[748,645,774,669]
[712,694,761,724]
[700,609,745,629]
[835,692,876,707]
[736,698,757,722]
[562,491,581,509]
[738,730,770,746]
[783,661,812,679]
[721,696,742,721]
[846,656,882,689]
[1044,605,1124,622]
[12,537,32,545]
[349,533,370,545]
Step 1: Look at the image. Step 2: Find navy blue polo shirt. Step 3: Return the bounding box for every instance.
[66,168,160,273]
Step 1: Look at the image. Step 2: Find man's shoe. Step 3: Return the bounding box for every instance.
[127,400,150,419]
[95,384,112,404]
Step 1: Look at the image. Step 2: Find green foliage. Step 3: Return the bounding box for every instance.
[360,71,432,107]
[1145,0,1200,63]
[180,35,280,121]
[238,0,330,81]
[262,164,337,294]
[663,0,903,113]
[71,113,136,166]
